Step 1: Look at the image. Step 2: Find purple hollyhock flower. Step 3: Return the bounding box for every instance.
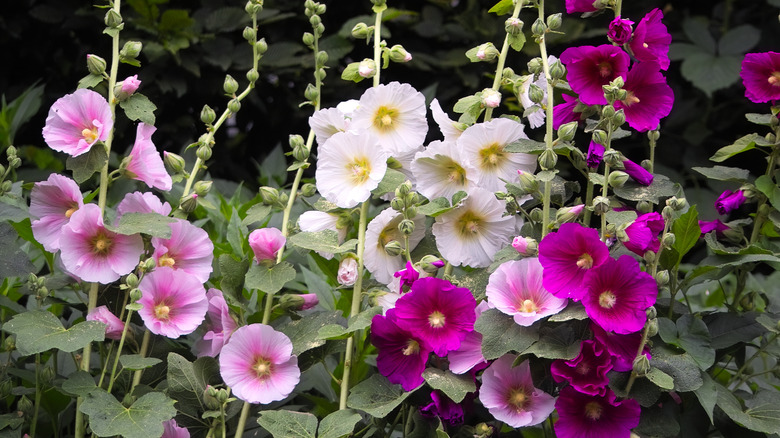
[392,277,477,356]
[560,45,630,105]
[565,0,599,14]
[371,310,431,390]
[553,94,581,130]
[613,62,674,132]
[741,52,780,103]
[629,8,672,70]
[608,17,634,46]
[486,258,568,326]
[420,390,467,427]
[115,191,172,222]
[195,288,238,358]
[622,212,664,256]
[586,141,605,168]
[554,386,640,438]
[124,123,172,191]
[480,355,556,427]
[581,255,657,334]
[87,305,125,341]
[591,322,650,372]
[42,89,113,157]
[715,189,746,215]
[152,219,214,283]
[538,222,610,301]
[551,340,613,396]
[137,267,208,338]
[621,158,653,186]
[394,261,420,290]
[29,173,84,252]
[699,219,730,235]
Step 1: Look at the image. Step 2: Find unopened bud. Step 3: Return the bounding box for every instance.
[356,59,375,78]
[517,170,539,194]
[528,83,545,104]
[504,17,524,35]
[200,105,216,125]
[301,183,317,197]
[405,206,417,218]
[142,257,157,272]
[608,171,629,188]
[216,388,229,403]
[538,149,557,170]
[396,180,412,197]
[420,255,445,273]
[549,59,566,80]
[194,180,213,197]
[474,423,492,437]
[3,336,15,352]
[228,98,241,113]
[41,366,56,385]
[482,88,501,108]
[390,197,405,211]
[531,18,547,37]
[661,205,674,222]
[648,130,661,142]
[388,44,412,63]
[602,105,616,120]
[196,144,212,161]
[120,41,143,59]
[384,240,403,257]
[86,54,107,76]
[255,38,268,54]
[662,232,675,248]
[316,51,329,67]
[530,208,544,223]
[546,13,562,30]
[646,306,657,319]
[592,129,608,146]
[646,318,659,337]
[666,196,688,211]
[203,386,221,410]
[129,287,143,302]
[399,219,415,236]
[592,196,610,215]
[351,22,371,39]
[18,395,34,417]
[722,226,744,244]
[125,273,139,288]
[104,9,123,28]
[512,236,538,256]
[243,26,257,43]
[603,149,622,167]
[636,200,653,214]
[473,43,499,62]
[612,109,626,127]
[404,192,419,207]
[162,152,185,175]
[556,204,585,224]
[259,186,280,205]
[246,68,259,84]
[632,355,650,377]
[527,57,543,75]
[179,194,199,214]
[557,121,577,142]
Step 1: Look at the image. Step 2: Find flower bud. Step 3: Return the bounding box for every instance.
[636,200,653,214]
[281,293,320,311]
[249,227,286,265]
[646,306,657,319]
[256,38,268,55]
[517,170,539,194]
[3,336,15,352]
[390,197,405,212]
[662,232,675,249]
[404,192,419,207]
[120,41,143,59]
[337,257,359,286]
[223,75,239,95]
[316,51,329,67]
[603,149,622,167]
[473,43,499,62]
[162,152,185,176]
[592,196,610,215]
[104,9,123,28]
[41,366,56,386]
[653,270,669,287]
[608,171,629,188]
[316,4,326,14]
[646,318,659,337]
[86,54,107,76]
[180,194,199,214]
[228,98,241,113]
[420,255,445,273]
[194,180,212,197]
[246,68,259,84]
[142,257,157,272]
[259,186,280,205]
[129,287,143,302]
[661,205,674,222]
[512,236,538,256]
[405,206,417,218]
[203,386,221,410]
[200,105,216,125]
[632,355,650,377]
[557,121,577,142]
[504,17,524,35]
[474,423,493,438]
[592,129,608,146]
[125,273,139,289]
[665,196,686,211]
[245,1,262,15]
[216,388,229,404]
[481,88,501,108]
[528,83,545,104]
[530,208,544,223]
[549,59,566,80]
[556,204,585,224]
[527,57,543,75]
[358,59,376,78]
[0,380,11,398]
[538,149,557,170]
[612,109,626,127]
[301,183,317,197]
[115,75,141,101]
[351,22,371,39]
[388,44,413,63]
[601,105,616,120]
[399,219,416,236]
[309,15,321,27]
[18,395,34,417]
[722,226,744,244]
[546,13,562,30]
[384,240,403,257]
[531,18,547,37]
[243,26,257,43]
[196,144,212,161]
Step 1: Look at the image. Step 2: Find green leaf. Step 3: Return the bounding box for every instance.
[257,410,318,438]
[675,314,715,370]
[645,367,674,390]
[745,113,776,126]
[218,254,250,301]
[680,52,741,96]
[699,253,780,268]
[347,374,417,417]
[288,230,357,255]
[226,207,246,259]
[650,346,703,392]
[244,262,296,294]
[110,212,174,238]
[671,205,700,263]
[704,311,765,349]
[61,370,98,397]
[612,174,680,203]
[505,138,546,154]
[119,93,157,125]
[508,33,525,52]
[422,368,476,403]
[475,309,539,360]
[317,409,361,438]
[119,354,162,371]
[742,390,780,434]
[718,24,760,56]
[78,74,104,89]
[684,17,716,52]
[66,143,108,184]
[278,311,345,356]
[605,209,637,226]
[166,353,220,417]
[754,174,780,208]
[547,302,588,322]
[242,204,272,226]
[417,197,455,217]
[488,0,514,15]
[691,165,751,182]
[372,168,407,197]
[3,310,105,356]
[0,223,35,279]
[693,371,717,424]
[522,324,581,360]
[710,133,757,162]
[317,306,381,340]
[80,389,176,438]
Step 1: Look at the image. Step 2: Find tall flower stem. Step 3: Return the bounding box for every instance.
[372,3,385,87]
[130,329,150,390]
[105,310,135,393]
[600,126,614,242]
[30,353,41,438]
[483,0,523,122]
[537,0,556,237]
[623,321,651,394]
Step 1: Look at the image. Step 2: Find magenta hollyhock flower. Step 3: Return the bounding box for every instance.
[486,258,568,326]
[621,158,653,186]
[560,45,630,105]
[613,62,674,132]
[565,0,599,14]
[551,340,613,396]
[137,267,208,338]
[124,123,172,191]
[151,219,214,283]
[699,219,730,235]
[622,212,664,256]
[480,355,556,427]
[715,189,746,215]
[591,322,650,372]
[115,191,172,222]
[394,261,420,290]
[608,17,634,46]
[392,277,477,356]
[553,94,581,130]
[59,204,144,283]
[538,223,610,301]
[219,323,300,404]
[420,390,467,427]
[629,8,672,70]
[741,52,780,103]
[30,173,84,252]
[586,141,605,169]
[86,305,125,341]
[554,386,640,438]
[248,227,285,264]
[581,255,657,334]
[42,89,113,157]
[161,419,190,438]
[371,310,431,390]
[195,289,238,358]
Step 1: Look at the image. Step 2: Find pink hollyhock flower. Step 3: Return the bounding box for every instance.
[613,62,674,132]
[59,204,144,283]
[586,141,605,169]
[565,0,599,14]
[591,322,650,372]
[551,340,613,396]
[538,222,610,300]
[741,52,780,103]
[559,45,630,105]
[486,258,568,326]
[715,189,746,215]
[581,255,657,334]
[622,212,664,256]
[86,305,125,341]
[699,219,729,235]
[447,302,489,374]
[621,158,653,186]
[608,17,634,46]
[420,390,467,427]
[554,386,640,438]
[42,89,113,157]
[124,123,172,191]
[151,219,214,283]
[115,191,172,222]
[120,75,141,95]
[137,267,208,338]
[219,324,300,404]
[297,293,319,310]
[30,174,84,252]
[480,355,556,427]
[629,8,672,70]
[392,277,477,357]
[195,289,238,357]
[248,227,285,264]
[337,257,359,286]
[512,236,537,256]
[161,419,190,438]
[371,310,431,391]
[393,261,420,291]
[553,94,581,130]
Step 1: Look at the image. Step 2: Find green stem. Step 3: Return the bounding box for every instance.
[372,6,384,87]
[614,0,623,17]
[105,310,134,393]
[130,329,150,390]
[600,126,614,241]
[233,401,252,438]
[731,332,779,390]
[537,0,556,237]
[624,321,651,394]
[221,402,227,438]
[31,353,41,438]
[483,0,523,122]
[583,180,594,225]
[648,130,657,174]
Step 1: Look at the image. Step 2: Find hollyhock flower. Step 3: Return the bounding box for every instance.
[447,301,489,374]
[538,222,609,300]
[315,131,388,208]
[608,17,634,45]
[559,45,630,105]
[565,0,599,14]
[613,62,674,132]
[512,236,537,256]
[364,208,426,284]
[42,88,113,157]
[115,191,172,222]
[297,294,319,310]
[430,98,464,142]
[120,75,141,95]
[86,305,125,341]
[392,277,476,356]
[480,355,556,427]
[741,52,780,103]
[457,118,536,192]
[161,419,190,438]
[482,88,502,108]
[219,324,300,404]
[553,94,581,130]
[248,227,285,265]
[309,107,351,146]
[621,158,653,186]
[518,59,556,129]
[486,258,568,326]
[350,81,428,156]
[433,187,515,268]
[337,257,359,286]
[586,141,605,168]
[371,310,431,390]
[30,174,83,252]
[394,261,420,290]
[124,123,172,191]
[551,340,612,396]
[699,219,730,235]
[137,267,208,338]
[59,204,144,283]
[622,212,664,255]
[195,289,238,357]
[420,390,466,427]
[411,140,476,201]
[554,386,640,438]
[715,189,746,215]
[581,255,657,334]
[591,322,650,372]
[629,8,672,70]
[152,219,214,283]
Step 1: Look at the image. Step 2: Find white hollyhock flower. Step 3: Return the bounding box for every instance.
[315,131,388,208]
[432,187,515,268]
[411,140,476,201]
[518,56,557,129]
[309,107,351,147]
[457,118,536,192]
[364,208,426,285]
[430,98,464,142]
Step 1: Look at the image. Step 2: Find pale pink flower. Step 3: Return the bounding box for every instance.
[447,302,489,374]
[124,123,172,191]
[338,257,359,286]
[120,75,141,95]
[42,89,113,157]
[137,267,208,338]
[248,227,286,264]
[161,419,190,438]
[87,305,125,340]
[30,174,83,252]
[152,219,214,283]
[486,258,568,326]
[195,289,238,357]
[115,191,172,222]
[480,355,556,427]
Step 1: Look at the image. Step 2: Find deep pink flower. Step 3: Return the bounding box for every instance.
[629,8,672,70]
[124,123,172,191]
[586,141,604,169]
[699,219,729,235]
[560,45,630,105]
[551,340,613,396]
[554,386,640,438]
[86,305,125,341]
[195,289,238,358]
[608,17,634,46]
[741,52,780,103]
[480,355,556,427]
[42,89,113,157]
[115,191,172,222]
[486,258,568,326]
[420,390,467,427]
[538,223,610,300]
[447,302,489,375]
[393,261,420,290]
[715,189,746,215]
[622,212,664,255]
[591,322,650,372]
[30,174,84,252]
[219,324,300,404]
[581,255,657,334]
[622,158,653,186]
[248,227,285,264]
[137,267,208,338]
[553,94,581,130]
[59,204,144,283]
[613,62,674,132]
[565,0,599,14]
[371,310,431,391]
[151,218,214,283]
[161,419,190,438]
[120,75,141,96]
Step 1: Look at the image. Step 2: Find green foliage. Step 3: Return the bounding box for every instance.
[347,374,417,417]
[475,309,539,360]
[3,310,106,356]
[244,261,296,294]
[110,212,175,238]
[119,354,162,371]
[317,409,361,438]
[422,368,476,403]
[257,410,318,438]
[288,230,357,255]
[66,144,108,184]
[80,389,176,438]
[0,83,44,148]
[278,311,345,355]
[119,93,157,125]
[166,353,221,419]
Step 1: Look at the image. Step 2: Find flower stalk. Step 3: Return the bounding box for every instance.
[537,0,556,237]
[483,0,524,122]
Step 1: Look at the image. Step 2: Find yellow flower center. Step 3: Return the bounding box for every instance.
[252,357,273,380]
[373,105,398,132]
[81,126,99,144]
[598,61,613,78]
[65,205,79,218]
[584,401,603,420]
[623,90,641,106]
[576,253,594,269]
[508,388,528,411]
[377,216,403,249]
[478,142,506,170]
[428,310,446,328]
[347,157,371,185]
[769,71,780,86]
[598,290,617,309]
[154,304,171,320]
[402,339,420,356]
[91,233,112,255]
[456,211,483,238]
[158,254,176,268]
[519,299,538,313]
[642,42,649,49]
